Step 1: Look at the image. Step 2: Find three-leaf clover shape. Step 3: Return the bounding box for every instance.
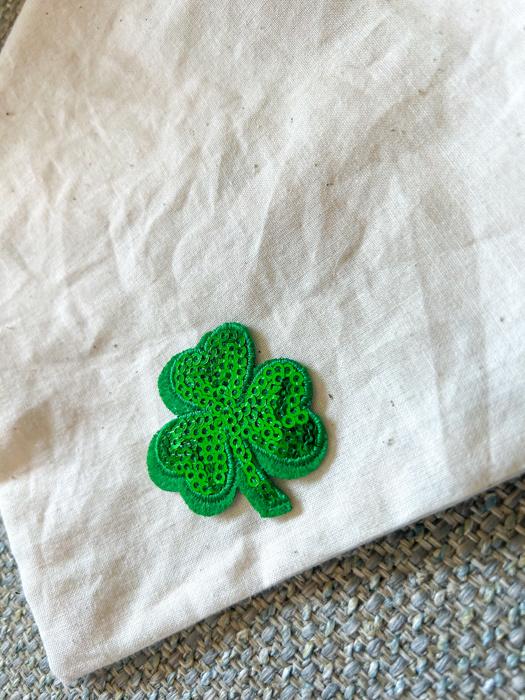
[147,323,327,517]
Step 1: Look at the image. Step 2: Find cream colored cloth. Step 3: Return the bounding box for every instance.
[1,0,524,682]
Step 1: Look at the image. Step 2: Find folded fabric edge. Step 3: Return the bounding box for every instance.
[3,465,519,684]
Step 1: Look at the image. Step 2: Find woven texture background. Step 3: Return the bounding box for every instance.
[1,477,524,699]
[1,5,525,699]
[0,0,22,49]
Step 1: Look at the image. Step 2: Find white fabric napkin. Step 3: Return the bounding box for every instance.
[1,0,524,682]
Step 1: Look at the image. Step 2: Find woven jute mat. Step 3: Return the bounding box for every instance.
[0,0,23,50]
[1,476,524,699]
[1,5,525,699]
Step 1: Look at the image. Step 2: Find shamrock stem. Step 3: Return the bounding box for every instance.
[234,446,291,518]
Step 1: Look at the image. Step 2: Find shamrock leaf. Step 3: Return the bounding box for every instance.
[147,323,327,517]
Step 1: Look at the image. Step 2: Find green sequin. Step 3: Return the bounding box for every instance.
[147,322,328,517]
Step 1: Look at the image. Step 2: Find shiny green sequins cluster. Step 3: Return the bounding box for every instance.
[148,322,328,517]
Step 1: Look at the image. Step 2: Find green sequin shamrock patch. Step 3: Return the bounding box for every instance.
[147,322,328,517]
